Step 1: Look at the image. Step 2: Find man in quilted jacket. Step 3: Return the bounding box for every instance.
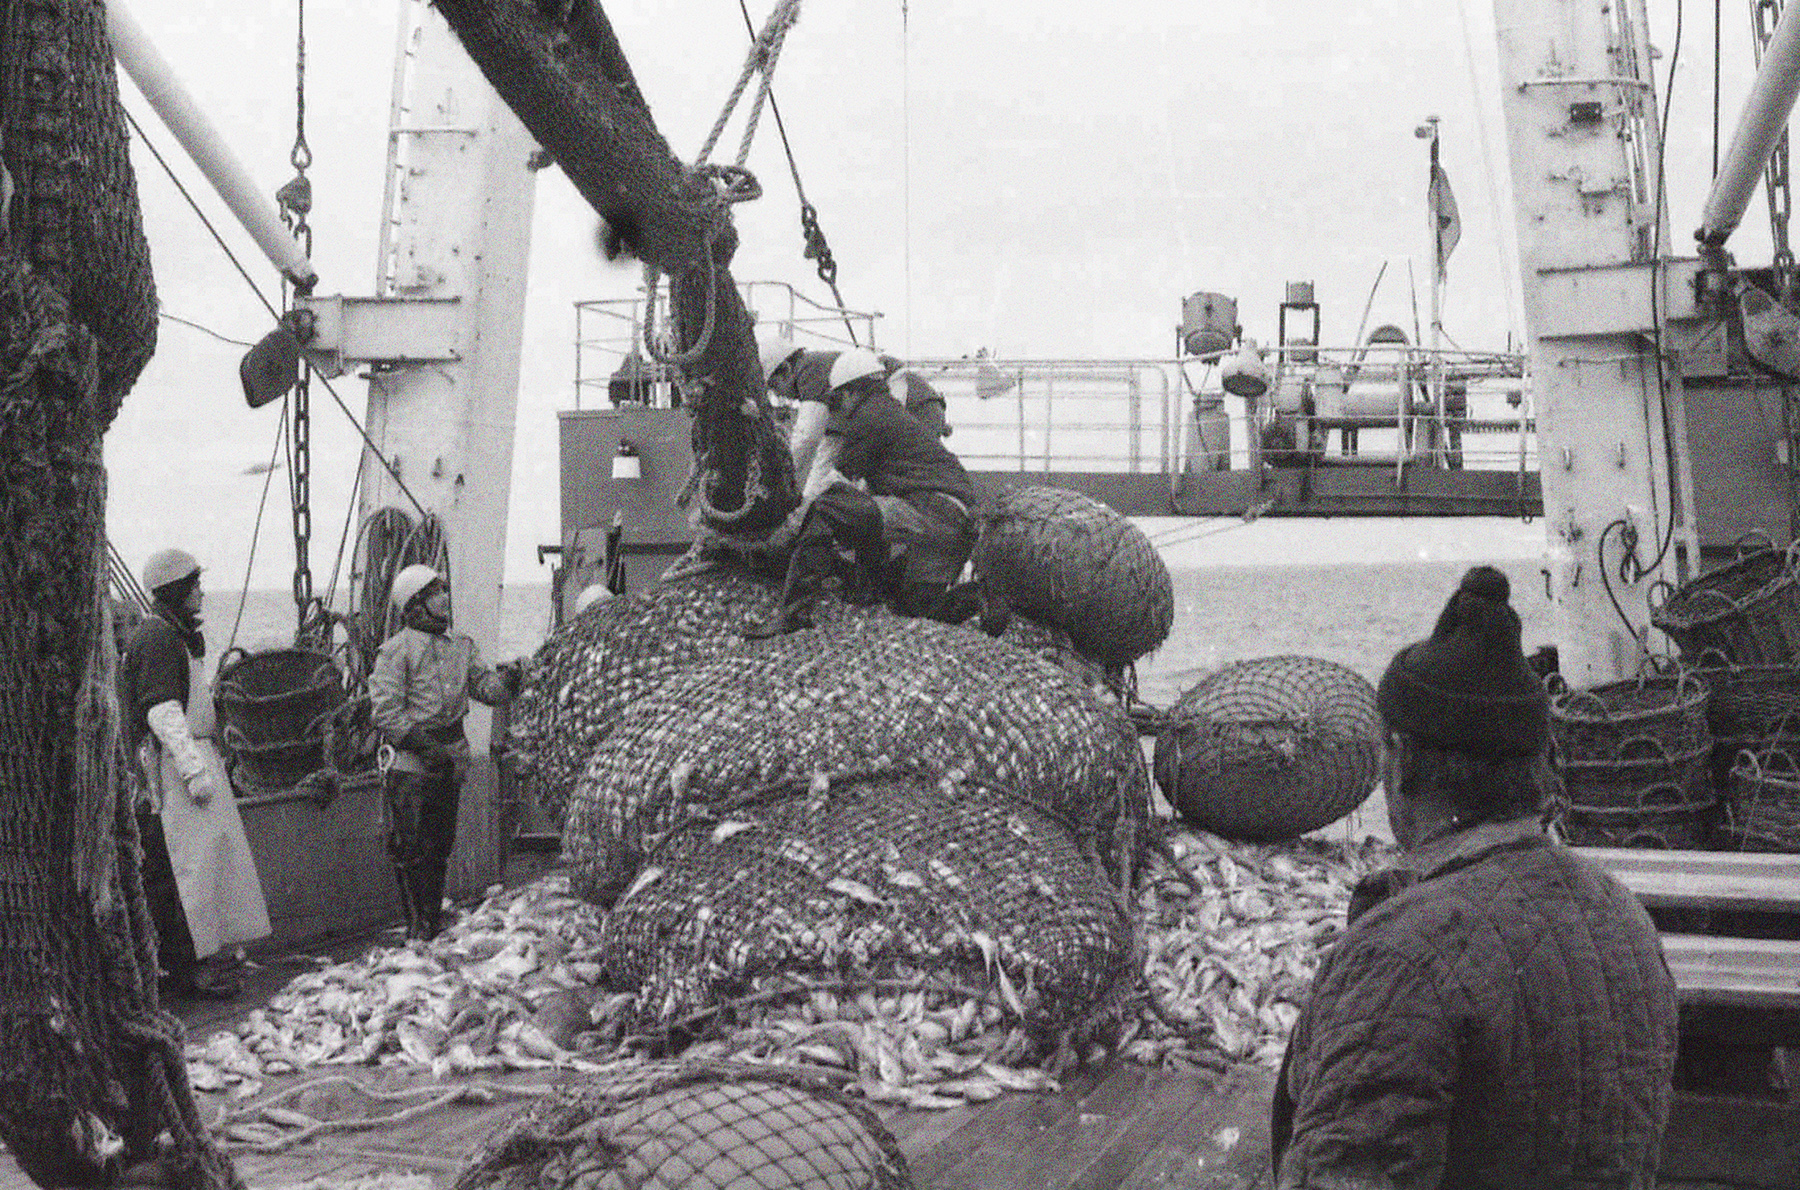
[1271,565,1679,1189]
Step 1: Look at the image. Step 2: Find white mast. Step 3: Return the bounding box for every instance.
[1492,0,1698,684]
[355,0,538,890]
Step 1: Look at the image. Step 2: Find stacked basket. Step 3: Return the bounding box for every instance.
[1549,673,1715,849]
[1722,749,1800,852]
[1649,541,1800,853]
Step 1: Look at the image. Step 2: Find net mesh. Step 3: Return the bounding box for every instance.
[0,3,228,1184]
[972,486,1173,668]
[452,1060,914,1190]
[508,570,886,820]
[1153,655,1380,842]
[597,771,1136,1037]
[561,616,1151,905]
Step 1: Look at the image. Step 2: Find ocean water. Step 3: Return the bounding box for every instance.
[206,554,1554,704]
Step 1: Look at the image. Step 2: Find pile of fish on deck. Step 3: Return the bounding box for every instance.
[188,489,1399,1116]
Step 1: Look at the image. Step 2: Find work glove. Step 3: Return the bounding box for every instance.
[496,660,525,700]
[147,700,219,803]
[399,726,454,772]
[185,768,226,808]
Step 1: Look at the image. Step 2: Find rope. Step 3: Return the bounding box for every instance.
[225,412,287,658]
[732,0,857,337]
[695,0,804,170]
[640,247,721,366]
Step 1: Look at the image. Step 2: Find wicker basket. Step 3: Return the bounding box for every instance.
[1650,542,1800,666]
[1549,672,1711,764]
[1722,749,1800,853]
[1560,800,1716,850]
[1560,745,1714,812]
[214,646,347,793]
[1694,656,1800,748]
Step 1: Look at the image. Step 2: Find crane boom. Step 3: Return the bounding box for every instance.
[1698,2,1800,253]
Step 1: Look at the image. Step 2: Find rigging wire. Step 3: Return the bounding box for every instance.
[158,312,255,347]
[1452,0,1525,349]
[120,82,433,519]
[730,0,862,345]
[224,406,289,657]
[901,0,912,354]
[1595,0,1686,662]
[120,106,279,321]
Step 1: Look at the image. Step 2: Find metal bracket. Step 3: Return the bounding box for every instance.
[290,294,463,378]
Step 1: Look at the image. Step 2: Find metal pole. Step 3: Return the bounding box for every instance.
[105,0,319,290]
[1698,0,1800,249]
[1426,118,1446,462]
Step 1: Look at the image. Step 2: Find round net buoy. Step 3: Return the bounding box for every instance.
[972,485,1173,668]
[1153,655,1381,841]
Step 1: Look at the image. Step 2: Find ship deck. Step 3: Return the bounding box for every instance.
[0,852,1790,1188]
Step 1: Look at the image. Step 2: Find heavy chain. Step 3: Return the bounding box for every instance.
[1753,0,1796,296]
[283,0,317,632]
[799,201,837,288]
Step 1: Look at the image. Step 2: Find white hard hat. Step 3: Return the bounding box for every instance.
[142,548,201,594]
[389,564,443,612]
[572,583,613,615]
[827,348,886,391]
[758,334,802,380]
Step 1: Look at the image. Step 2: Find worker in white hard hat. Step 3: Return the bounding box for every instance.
[877,352,951,439]
[117,548,270,999]
[367,564,523,941]
[572,583,613,616]
[749,347,982,635]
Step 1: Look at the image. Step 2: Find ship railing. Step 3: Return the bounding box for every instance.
[566,288,1535,479]
[572,281,881,408]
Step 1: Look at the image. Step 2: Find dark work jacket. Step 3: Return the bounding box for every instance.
[117,611,194,753]
[827,378,978,506]
[1272,834,1678,1190]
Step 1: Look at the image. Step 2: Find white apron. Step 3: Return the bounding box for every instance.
[145,659,271,958]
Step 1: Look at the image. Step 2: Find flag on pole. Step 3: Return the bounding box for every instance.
[1431,162,1461,280]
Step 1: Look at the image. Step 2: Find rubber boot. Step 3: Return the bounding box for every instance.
[839,540,891,607]
[393,861,426,940]
[933,580,985,626]
[744,535,837,638]
[413,860,448,943]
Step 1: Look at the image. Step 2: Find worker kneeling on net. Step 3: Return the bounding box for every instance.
[369,565,522,941]
[1271,566,1678,1189]
[750,342,980,637]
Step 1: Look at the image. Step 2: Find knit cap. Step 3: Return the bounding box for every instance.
[1376,565,1549,757]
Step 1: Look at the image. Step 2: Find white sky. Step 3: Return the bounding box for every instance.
[102,0,1771,592]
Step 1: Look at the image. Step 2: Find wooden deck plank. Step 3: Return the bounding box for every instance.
[1658,934,1800,1008]
[902,1064,1112,1190]
[1062,1068,1228,1190]
[1112,1066,1277,1190]
[955,1062,1156,1190]
[1578,848,1800,913]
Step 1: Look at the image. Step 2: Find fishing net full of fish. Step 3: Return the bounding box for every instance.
[971,485,1174,670]
[597,770,1136,1041]
[508,568,889,820]
[561,615,1153,906]
[453,1060,914,1190]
